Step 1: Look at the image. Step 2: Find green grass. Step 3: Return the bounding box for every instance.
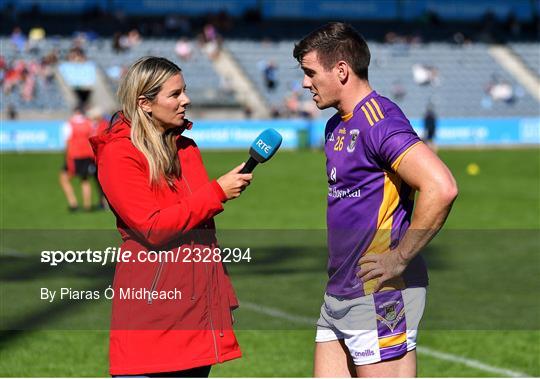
[0,149,539,377]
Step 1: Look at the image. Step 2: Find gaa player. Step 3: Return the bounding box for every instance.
[294,23,458,377]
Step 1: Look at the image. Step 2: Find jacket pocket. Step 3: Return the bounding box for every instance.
[147,261,165,304]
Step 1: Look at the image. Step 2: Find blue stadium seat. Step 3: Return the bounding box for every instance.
[226,40,540,118]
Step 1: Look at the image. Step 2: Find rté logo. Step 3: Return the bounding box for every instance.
[256,139,272,154]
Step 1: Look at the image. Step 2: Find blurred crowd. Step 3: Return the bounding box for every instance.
[2,27,58,118]
[2,19,229,117]
[2,5,537,120]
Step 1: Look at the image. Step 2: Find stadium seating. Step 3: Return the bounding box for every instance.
[2,75,67,112]
[226,40,540,118]
[1,40,68,112]
[510,42,540,76]
[84,38,239,107]
[1,37,239,113]
[2,36,539,118]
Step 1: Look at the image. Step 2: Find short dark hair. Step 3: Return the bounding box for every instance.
[293,22,370,80]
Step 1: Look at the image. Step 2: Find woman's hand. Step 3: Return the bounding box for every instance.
[217,163,253,201]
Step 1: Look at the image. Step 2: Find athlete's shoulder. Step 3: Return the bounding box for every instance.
[359,92,410,128]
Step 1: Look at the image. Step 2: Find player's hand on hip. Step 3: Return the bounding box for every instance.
[357,250,408,292]
[217,162,253,201]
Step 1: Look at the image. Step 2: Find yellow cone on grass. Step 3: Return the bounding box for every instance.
[467,163,480,176]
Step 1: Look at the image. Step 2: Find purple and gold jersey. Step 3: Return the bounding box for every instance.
[325,91,428,299]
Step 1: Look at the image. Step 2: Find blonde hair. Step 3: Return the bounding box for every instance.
[117,56,182,186]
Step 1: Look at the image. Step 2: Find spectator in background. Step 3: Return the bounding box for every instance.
[175,37,193,61]
[263,61,278,91]
[125,29,142,48]
[423,103,438,152]
[2,59,38,103]
[203,23,217,42]
[412,63,439,86]
[0,56,5,80]
[59,107,95,212]
[10,27,26,53]
[490,81,514,103]
[486,76,515,104]
[111,29,141,54]
[3,60,24,94]
[20,60,38,102]
[27,25,46,54]
[41,49,58,84]
[200,23,222,59]
[67,45,86,62]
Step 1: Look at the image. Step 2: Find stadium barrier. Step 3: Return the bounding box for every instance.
[1,118,538,152]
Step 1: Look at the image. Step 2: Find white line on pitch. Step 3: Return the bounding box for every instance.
[240,301,530,378]
[415,347,529,378]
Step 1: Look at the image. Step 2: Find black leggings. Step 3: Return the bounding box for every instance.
[114,365,211,378]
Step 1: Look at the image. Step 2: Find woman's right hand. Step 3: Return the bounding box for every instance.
[217,163,253,201]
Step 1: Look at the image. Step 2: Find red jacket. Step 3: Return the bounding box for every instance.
[90,114,241,375]
[93,117,109,137]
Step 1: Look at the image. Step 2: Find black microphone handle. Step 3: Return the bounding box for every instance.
[240,157,259,173]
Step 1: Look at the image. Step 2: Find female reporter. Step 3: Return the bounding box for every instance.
[90,56,251,377]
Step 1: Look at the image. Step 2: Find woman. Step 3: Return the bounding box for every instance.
[90,57,252,377]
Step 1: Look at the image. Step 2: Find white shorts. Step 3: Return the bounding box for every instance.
[315,287,426,366]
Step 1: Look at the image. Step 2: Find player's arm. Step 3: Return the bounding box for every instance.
[394,142,458,259]
[358,142,458,291]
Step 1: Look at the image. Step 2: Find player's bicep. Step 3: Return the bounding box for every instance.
[395,142,456,192]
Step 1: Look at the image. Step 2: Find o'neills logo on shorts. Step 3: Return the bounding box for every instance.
[355,349,375,357]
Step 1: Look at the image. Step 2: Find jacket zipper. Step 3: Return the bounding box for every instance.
[182,173,220,362]
[147,261,165,304]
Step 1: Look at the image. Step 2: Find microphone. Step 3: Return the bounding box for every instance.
[240,129,283,173]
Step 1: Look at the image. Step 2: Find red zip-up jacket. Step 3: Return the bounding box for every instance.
[90,114,241,375]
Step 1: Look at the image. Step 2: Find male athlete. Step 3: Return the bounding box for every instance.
[293,23,458,377]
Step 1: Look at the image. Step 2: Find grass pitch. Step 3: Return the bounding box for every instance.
[0,148,538,377]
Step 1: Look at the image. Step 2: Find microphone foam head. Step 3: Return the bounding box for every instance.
[249,128,283,163]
